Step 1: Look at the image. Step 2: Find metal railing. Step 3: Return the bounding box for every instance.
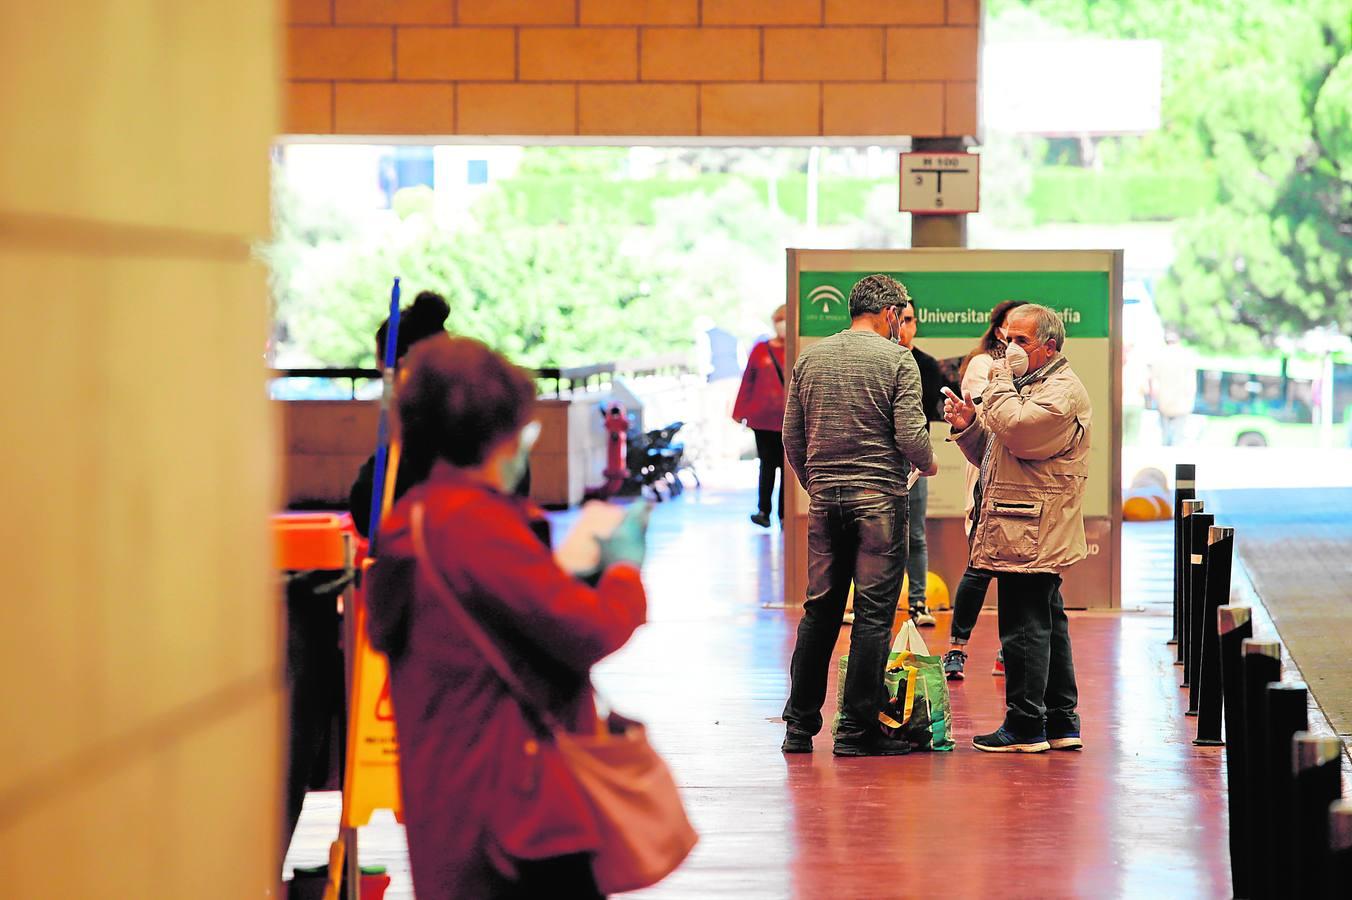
[270,354,696,401]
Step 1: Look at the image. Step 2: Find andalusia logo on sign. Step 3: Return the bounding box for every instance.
[805,284,846,314]
[798,273,857,336]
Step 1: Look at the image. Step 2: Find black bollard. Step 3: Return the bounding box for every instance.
[1171,463,1196,650]
[1218,606,1254,897]
[1185,509,1213,710]
[1291,733,1343,898]
[1263,682,1309,900]
[1179,499,1204,677]
[1331,799,1352,899]
[1241,638,1281,898]
[1194,526,1233,742]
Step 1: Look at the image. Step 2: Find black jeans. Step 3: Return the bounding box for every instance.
[753,428,784,518]
[949,566,995,644]
[783,489,908,741]
[996,572,1080,738]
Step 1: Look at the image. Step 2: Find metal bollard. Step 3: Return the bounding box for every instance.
[1241,638,1281,898]
[1170,463,1196,650]
[1179,499,1205,677]
[1185,509,1213,710]
[1263,682,1309,900]
[1219,606,1254,896]
[1291,733,1342,898]
[1331,799,1352,899]
[1194,526,1234,743]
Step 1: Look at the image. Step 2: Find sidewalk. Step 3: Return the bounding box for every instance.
[287,489,1243,898]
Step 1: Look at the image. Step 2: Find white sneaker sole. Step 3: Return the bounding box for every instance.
[972,739,1051,753]
[1049,737,1083,750]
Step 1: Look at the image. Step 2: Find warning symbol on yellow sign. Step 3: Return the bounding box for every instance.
[341,561,403,828]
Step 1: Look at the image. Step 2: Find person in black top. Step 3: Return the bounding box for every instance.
[896,298,958,626]
[349,291,451,536]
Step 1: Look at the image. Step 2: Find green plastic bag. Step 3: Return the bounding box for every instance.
[831,620,954,751]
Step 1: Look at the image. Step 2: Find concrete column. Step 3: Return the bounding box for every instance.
[1,3,282,896]
[909,137,970,249]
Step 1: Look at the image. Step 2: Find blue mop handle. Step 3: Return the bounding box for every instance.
[366,277,401,553]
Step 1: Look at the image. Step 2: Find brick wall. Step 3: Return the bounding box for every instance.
[285,0,980,137]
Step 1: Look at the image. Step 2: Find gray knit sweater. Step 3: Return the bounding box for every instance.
[782,329,935,497]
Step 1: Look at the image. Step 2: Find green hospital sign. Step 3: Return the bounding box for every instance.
[798,270,1111,339]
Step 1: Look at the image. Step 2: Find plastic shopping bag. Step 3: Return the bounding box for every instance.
[830,620,954,751]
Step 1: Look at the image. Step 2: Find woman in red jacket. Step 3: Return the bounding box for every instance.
[375,336,649,899]
[732,304,788,527]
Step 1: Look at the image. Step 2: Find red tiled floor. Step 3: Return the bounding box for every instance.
[604,494,1232,898]
[286,489,1238,898]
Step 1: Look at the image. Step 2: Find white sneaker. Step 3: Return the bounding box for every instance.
[909,607,937,627]
[842,611,855,626]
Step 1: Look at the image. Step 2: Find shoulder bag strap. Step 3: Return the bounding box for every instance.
[768,344,785,385]
[410,501,562,735]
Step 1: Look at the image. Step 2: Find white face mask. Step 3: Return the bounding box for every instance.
[1005,342,1030,377]
[773,320,787,340]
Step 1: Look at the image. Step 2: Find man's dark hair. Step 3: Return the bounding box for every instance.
[375,290,450,365]
[397,336,536,467]
[849,274,911,318]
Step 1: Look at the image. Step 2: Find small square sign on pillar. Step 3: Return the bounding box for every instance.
[899,152,979,214]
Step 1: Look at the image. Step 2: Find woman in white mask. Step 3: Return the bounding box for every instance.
[942,301,1027,682]
[372,335,652,899]
[732,305,789,528]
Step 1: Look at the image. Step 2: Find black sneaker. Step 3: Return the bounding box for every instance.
[781,731,813,753]
[909,605,937,627]
[972,726,1050,754]
[1047,728,1083,751]
[750,512,772,528]
[943,649,968,680]
[832,733,912,757]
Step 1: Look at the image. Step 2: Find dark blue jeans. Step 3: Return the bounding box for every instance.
[949,565,995,644]
[997,572,1080,738]
[905,475,929,609]
[783,489,908,741]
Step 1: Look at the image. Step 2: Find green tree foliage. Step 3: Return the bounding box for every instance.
[1156,11,1351,351]
[991,0,1352,351]
[264,173,785,368]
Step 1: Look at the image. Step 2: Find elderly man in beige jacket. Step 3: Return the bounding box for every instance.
[943,304,1090,754]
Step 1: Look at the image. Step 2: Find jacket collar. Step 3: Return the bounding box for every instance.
[1017,355,1068,389]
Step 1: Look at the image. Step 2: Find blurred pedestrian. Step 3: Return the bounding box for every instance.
[943,300,1026,681]
[1149,332,1196,446]
[943,304,1088,754]
[375,336,651,898]
[781,274,937,757]
[732,304,788,527]
[349,290,451,536]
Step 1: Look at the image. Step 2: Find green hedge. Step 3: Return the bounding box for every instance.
[1028,168,1218,223]
[493,168,1219,227]
[494,174,891,226]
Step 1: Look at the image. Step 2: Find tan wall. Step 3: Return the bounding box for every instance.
[0,3,282,897]
[284,0,980,137]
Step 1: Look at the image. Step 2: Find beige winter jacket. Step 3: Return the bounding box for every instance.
[953,355,1091,574]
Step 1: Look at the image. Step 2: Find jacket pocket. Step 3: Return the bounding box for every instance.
[985,499,1043,563]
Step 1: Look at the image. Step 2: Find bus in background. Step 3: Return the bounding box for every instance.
[1187,354,1352,447]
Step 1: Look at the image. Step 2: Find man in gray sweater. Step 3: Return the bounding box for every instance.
[781,274,938,756]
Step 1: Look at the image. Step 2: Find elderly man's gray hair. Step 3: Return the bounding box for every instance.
[848,273,911,318]
[1008,303,1066,351]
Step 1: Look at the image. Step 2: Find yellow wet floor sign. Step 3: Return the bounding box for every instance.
[342,564,402,828]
